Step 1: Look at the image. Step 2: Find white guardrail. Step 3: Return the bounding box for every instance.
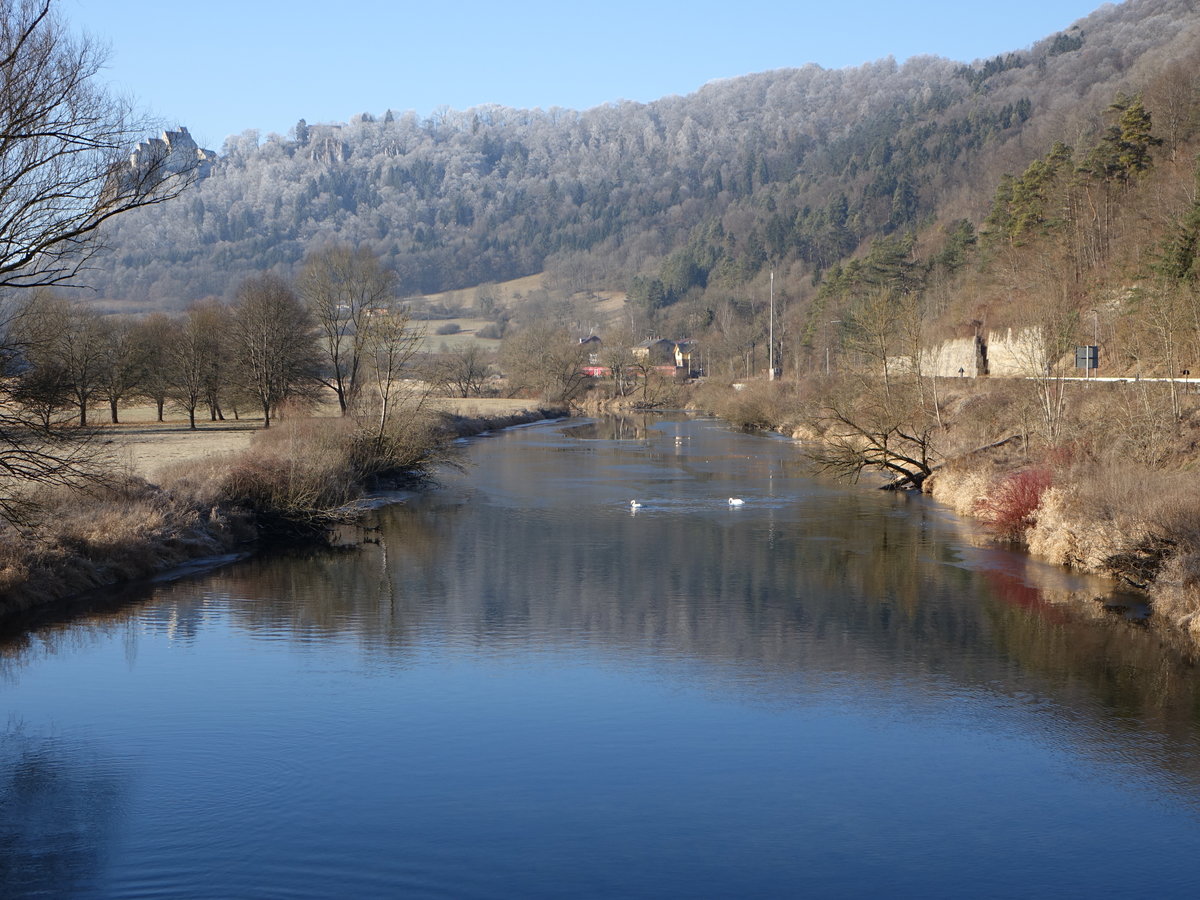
[1038,375,1198,383]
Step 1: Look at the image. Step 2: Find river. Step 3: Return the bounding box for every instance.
[2,414,1200,898]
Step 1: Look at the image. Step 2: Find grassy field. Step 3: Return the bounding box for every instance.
[100,398,545,480]
[414,273,546,310]
[410,272,628,350]
[417,318,502,352]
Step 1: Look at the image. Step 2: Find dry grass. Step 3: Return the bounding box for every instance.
[692,379,817,432]
[419,318,503,351]
[0,402,559,618]
[934,441,1200,639]
[1041,467,1200,641]
[97,398,539,479]
[0,479,246,616]
[927,463,996,517]
[155,412,452,537]
[429,397,547,417]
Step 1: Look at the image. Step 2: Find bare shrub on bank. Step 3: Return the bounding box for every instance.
[975,467,1052,540]
[499,324,590,405]
[692,379,815,432]
[164,413,451,536]
[804,376,941,490]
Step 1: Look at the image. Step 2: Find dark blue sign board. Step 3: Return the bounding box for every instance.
[1075,345,1099,370]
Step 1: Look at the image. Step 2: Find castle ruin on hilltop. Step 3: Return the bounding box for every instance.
[129,126,218,179]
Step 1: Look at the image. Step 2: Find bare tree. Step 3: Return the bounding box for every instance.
[194,300,233,422]
[1134,278,1194,422]
[133,313,174,422]
[0,0,199,522]
[499,324,589,404]
[598,326,639,398]
[166,304,216,429]
[229,275,320,428]
[13,291,106,426]
[297,245,397,415]
[426,343,491,398]
[842,286,929,401]
[97,316,144,423]
[0,292,103,523]
[1143,60,1200,164]
[361,306,424,439]
[0,0,195,291]
[5,290,68,425]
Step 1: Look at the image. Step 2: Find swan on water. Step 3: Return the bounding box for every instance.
[630,500,643,509]
[728,497,745,506]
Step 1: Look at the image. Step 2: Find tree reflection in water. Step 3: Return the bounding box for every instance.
[81,415,1198,786]
[0,731,125,897]
[3,413,1200,894]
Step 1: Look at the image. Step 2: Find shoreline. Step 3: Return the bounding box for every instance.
[0,405,566,626]
[802,429,1199,650]
[686,380,1200,653]
[921,460,1200,647]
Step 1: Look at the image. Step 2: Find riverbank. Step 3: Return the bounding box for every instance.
[0,402,565,622]
[691,376,1200,648]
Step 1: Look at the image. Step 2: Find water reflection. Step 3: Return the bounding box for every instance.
[9,418,1197,734]
[55,417,1192,767]
[3,415,1200,897]
[564,415,658,441]
[0,730,125,897]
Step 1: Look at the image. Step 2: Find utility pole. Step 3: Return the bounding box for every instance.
[826,319,840,376]
[768,270,776,380]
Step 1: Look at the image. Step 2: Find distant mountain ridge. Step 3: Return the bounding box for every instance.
[84,0,1200,313]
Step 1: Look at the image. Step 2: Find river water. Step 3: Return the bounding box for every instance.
[3,414,1200,898]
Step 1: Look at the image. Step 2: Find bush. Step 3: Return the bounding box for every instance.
[976,467,1052,540]
[476,322,504,339]
[174,414,451,536]
[692,379,815,432]
[435,322,461,335]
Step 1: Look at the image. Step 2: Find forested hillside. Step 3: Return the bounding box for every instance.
[86,0,1200,341]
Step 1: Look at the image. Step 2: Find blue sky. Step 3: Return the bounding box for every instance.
[67,0,1109,151]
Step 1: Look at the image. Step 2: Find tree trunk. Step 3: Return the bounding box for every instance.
[109,398,119,424]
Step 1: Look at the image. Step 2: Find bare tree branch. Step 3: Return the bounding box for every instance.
[0,0,197,291]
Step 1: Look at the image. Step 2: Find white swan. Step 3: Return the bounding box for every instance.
[728,497,745,506]
[630,500,643,509]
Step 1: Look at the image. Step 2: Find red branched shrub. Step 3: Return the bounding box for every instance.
[976,467,1053,540]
